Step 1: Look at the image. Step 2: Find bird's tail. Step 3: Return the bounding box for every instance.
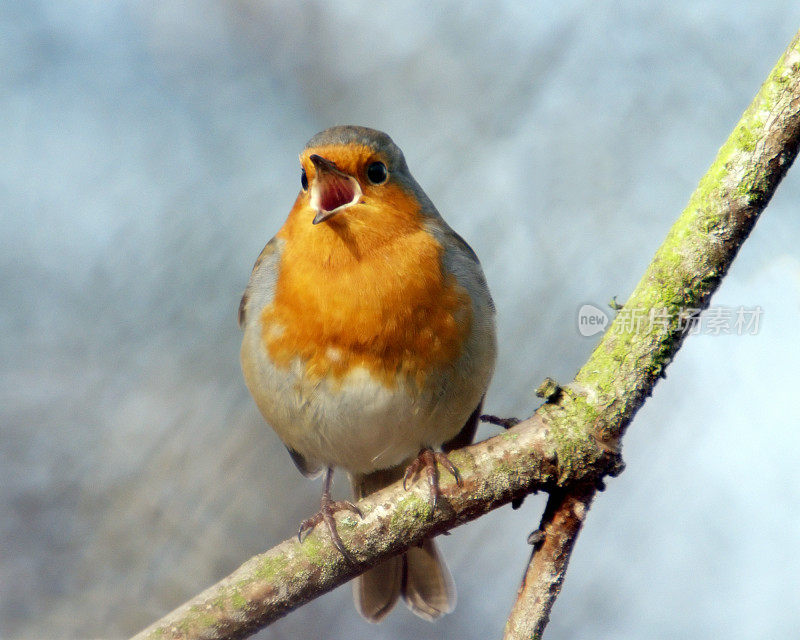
[350,466,455,622]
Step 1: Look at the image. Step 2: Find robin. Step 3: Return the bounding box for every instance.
[239,126,496,622]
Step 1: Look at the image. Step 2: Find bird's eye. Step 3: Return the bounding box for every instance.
[366,161,388,184]
[301,168,308,191]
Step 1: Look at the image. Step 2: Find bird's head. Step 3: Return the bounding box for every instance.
[296,126,425,227]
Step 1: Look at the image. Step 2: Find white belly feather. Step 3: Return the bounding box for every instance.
[240,318,492,474]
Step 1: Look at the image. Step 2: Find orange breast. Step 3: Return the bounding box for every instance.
[260,186,471,387]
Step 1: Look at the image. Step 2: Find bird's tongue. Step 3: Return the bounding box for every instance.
[319,174,356,212]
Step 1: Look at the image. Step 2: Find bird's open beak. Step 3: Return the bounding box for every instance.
[308,154,362,224]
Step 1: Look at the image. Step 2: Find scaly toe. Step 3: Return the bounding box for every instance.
[297,499,363,564]
[403,448,463,512]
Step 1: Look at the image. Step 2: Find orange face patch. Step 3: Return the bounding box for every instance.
[260,155,472,387]
[301,144,377,186]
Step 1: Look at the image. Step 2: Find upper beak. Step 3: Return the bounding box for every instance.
[309,154,362,224]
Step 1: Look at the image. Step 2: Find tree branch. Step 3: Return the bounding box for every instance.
[504,485,596,640]
[498,28,800,639]
[131,29,800,640]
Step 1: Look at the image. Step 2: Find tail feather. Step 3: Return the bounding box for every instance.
[353,555,403,622]
[402,538,456,620]
[350,466,455,622]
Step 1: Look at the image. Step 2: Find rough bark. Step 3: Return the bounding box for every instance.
[504,486,596,640]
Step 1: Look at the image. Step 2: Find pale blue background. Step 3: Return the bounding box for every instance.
[3,2,800,638]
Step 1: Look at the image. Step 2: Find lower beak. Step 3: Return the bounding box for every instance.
[309,154,361,224]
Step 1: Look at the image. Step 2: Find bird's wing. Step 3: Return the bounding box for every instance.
[286,445,323,478]
[238,236,283,330]
[426,220,495,454]
[426,220,496,314]
[239,237,324,477]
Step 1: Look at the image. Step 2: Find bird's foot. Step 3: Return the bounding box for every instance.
[403,448,462,511]
[298,468,362,563]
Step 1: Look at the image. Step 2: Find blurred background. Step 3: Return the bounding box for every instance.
[3,1,800,638]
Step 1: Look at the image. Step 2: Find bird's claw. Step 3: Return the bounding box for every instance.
[298,470,362,564]
[403,448,462,512]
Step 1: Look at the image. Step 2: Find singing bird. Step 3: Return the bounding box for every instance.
[239,126,496,621]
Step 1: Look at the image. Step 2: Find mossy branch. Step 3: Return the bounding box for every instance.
[503,28,800,639]
[132,29,800,640]
[573,29,800,449]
